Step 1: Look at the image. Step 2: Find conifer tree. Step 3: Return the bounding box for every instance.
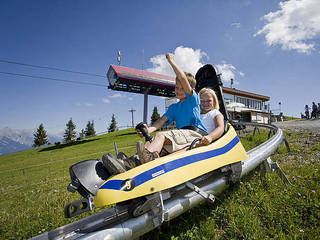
[79,129,85,139]
[64,118,76,143]
[151,106,160,125]
[108,114,117,132]
[85,121,96,138]
[33,123,48,147]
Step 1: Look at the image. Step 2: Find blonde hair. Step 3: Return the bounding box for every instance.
[199,88,219,110]
[176,72,196,89]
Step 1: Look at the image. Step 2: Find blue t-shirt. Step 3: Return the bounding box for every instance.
[164,90,207,132]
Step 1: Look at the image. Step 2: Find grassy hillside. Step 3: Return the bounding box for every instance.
[143,129,320,239]
[0,128,140,239]
[0,128,319,239]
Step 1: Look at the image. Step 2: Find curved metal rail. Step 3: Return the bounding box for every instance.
[31,122,286,240]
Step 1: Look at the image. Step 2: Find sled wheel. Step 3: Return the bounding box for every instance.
[128,197,146,217]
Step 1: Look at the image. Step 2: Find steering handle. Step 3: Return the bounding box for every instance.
[189,138,202,150]
[135,122,153,142]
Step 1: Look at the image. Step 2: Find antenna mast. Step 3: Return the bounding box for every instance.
[117,50,121,65]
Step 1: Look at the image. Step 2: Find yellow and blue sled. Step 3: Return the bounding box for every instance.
[94,124,247,206]
[64,124,247,218]
[65,63,249,218]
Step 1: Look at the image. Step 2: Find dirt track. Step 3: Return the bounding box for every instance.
[273,118,320,133]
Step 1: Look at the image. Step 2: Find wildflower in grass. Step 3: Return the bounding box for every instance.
[311,190,316,194]
[299,229,304,233]
[292,176,297,181]
[240,181,244,185]
[247,183,251,188]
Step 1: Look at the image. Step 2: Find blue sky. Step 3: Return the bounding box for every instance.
[1,0,319,136]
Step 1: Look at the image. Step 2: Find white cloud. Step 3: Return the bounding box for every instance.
[216,62,243,85]
[85,103,94,107]
[109,93,123,98]
[231,22,241,29]
[147,46,244,85]
[146,46,208,76]
[104,94,132,102]
[76,102,94,107]
[254,0,320,54]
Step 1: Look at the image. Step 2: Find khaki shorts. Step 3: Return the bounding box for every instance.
[162,129,202,153]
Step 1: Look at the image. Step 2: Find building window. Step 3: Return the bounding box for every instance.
[235,96,248,107]
[257,101,261,110]
[235,96,262,110]
[224,98,232,105]
[249,99,262,110]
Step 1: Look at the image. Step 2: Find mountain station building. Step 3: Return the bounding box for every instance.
[222,87,270,123]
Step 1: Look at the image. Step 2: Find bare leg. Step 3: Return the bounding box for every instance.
[144,141,151,148]
[146,132,171,154]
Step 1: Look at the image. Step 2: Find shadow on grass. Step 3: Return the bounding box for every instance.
[39,138,101,152]
[116,132,137,137]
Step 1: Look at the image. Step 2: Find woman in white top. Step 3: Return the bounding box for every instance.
[199,88,224,145]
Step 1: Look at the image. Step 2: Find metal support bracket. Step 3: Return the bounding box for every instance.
[253,126,260,136]
[132,192,165,228]
[260,157,291,185]
[64,196,94,218]
[268,129,275,139]
[220,161,242,184]
[185,182,215,203]
[151,192,165,227]
[283,138,291,152]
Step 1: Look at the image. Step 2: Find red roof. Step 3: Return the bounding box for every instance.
[109,64,175,87]
[107,65,176,97]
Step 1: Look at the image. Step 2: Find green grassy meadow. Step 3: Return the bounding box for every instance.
[0,128,319,239]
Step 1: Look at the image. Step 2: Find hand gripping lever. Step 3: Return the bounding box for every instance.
[135,122,153,142]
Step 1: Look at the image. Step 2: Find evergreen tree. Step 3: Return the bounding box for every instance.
[151,106,160,125]
[85,120,96,138]
[79,129,85,139]
[64,118,76,143]
[33,123,48,147]
[108,114,117,132]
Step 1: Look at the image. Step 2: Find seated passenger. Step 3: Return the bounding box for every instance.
[198,88,224,145]
[103,53,207,174]
[136,53,208,161]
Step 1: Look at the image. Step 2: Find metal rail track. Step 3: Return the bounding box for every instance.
[31,122,287,240]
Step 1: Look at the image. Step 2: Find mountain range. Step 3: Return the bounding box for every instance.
[0,127,62,155]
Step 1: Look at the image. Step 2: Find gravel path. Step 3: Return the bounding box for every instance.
[273,118,320,133]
